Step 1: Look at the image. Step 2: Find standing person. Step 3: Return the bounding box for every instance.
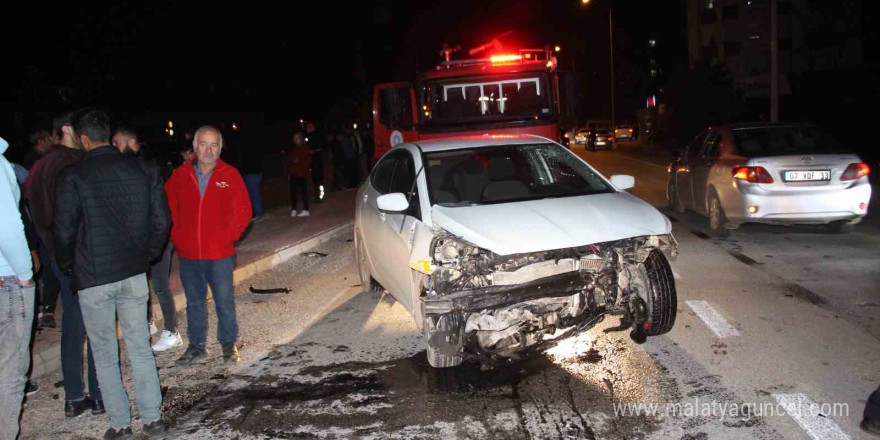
[238,132,265,221]
[23,129,56,170]
[287,131,311,217]
[26,109,103,417]
[165,126,251,366]
[305,122,324,203]
[0,135,36,440]
[340,129,358,189]
[23,130,61,329]
[112,128,182,352]
[54,110,170,439]
[330,131,346,191]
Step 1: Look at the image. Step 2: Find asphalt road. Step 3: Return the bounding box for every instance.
[19,146,880,439]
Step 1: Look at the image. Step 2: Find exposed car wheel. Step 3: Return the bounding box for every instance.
[667,181,685,214]
[643,250,677,336]
[826,220,854,234]
[355,231,382,292]
[708,192,729,237]
[424,315,464,368]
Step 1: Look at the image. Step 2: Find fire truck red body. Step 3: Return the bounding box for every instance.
[372,48,573,160]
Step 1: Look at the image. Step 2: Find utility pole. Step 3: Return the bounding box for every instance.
[609,6,616,132]
[770,0,779,122]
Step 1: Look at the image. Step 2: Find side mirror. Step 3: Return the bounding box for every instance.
[610,174,635,191]
[377,193,410,213]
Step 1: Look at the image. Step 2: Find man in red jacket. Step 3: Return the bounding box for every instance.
[165,126,251,365]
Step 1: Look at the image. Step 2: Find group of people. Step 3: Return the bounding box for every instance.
[0,108,252,439]
[286,122,374,217]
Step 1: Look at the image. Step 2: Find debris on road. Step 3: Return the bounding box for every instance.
[249,285,292,294]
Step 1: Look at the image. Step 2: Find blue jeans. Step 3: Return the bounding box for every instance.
[178,256,238,349]
[79,274,162,429]
[243,173,263,217]
[0,277,35,439]
[52,261,101,402]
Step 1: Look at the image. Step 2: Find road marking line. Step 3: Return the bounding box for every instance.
[773,394,851,440]
[685,300,740,338]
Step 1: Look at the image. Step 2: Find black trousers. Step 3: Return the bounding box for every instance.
[289,176,308,212]
[866,385,880,420]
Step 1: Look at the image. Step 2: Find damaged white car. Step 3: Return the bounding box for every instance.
[355,135,678,368]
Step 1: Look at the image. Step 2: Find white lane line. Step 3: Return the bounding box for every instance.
[685,300,740,338]
[773,394,851,440]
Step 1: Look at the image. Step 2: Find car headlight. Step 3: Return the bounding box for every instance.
[431,234,481,264]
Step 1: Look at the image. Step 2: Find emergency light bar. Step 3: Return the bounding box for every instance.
[490,54,522,64]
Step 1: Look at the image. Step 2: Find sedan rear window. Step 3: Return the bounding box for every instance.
[732,126,846,157]
[424,143,613,206]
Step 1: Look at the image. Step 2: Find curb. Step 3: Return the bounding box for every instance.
[30,220,354,379]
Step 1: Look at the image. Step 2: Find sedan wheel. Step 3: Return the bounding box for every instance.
[708,193,729,237]
[643,250,677,336]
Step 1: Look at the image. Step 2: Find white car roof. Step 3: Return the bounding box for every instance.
[399,134,554,153]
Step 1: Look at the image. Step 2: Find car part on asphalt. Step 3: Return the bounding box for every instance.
[249,285,291,294]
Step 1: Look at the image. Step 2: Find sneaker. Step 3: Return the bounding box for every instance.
[297,210,310,217]
[25,380,38,396]
[151,331,182,352]
[65,396,93,418]
[175,345,209,366]
[290,209,298,217]
[222,344,240,363]
[143,420,168,439]
[40,313,56,328]
[149,321,158,335]
[103,427,133,439]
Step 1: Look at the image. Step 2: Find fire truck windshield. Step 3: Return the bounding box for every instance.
[421,73,551,126]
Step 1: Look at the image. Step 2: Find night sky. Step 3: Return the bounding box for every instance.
[4,0,687,138]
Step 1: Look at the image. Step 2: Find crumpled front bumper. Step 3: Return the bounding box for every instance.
[422,271,588,317]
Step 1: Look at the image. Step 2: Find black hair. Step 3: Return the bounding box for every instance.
[114,126,139,142]
[52,108,89,137]
[74,109,112,143]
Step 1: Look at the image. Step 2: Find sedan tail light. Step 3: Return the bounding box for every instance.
[841,163,870,181]
[733,166,774,184]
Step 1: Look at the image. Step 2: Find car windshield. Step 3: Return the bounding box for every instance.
[424,143,614,206]
[732,126,846,157]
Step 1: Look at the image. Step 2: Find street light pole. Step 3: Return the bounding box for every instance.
[608,6,615,137]
[770,0,779,122]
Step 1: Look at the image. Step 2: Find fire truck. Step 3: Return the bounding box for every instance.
[372,44,575,160]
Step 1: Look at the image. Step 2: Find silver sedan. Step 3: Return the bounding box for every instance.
[667,123,871,235]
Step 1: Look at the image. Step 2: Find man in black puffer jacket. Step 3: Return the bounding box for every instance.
[53,109,170,439]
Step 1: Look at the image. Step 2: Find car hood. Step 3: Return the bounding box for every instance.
[431,192,671,256]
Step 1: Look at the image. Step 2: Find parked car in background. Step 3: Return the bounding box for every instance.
[574,128,590,144]
[356,135,678,368]
[614,125,634,141]
[666,123,872,235]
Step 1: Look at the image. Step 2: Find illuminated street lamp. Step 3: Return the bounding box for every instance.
[554,45,561,52]
[168,120,173,129]
[581,0,590,4]
[232,122,238,131]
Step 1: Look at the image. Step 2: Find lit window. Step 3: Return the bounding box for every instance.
[750,35,761,40]
[649,39,657,48]
[705,0,714,9]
